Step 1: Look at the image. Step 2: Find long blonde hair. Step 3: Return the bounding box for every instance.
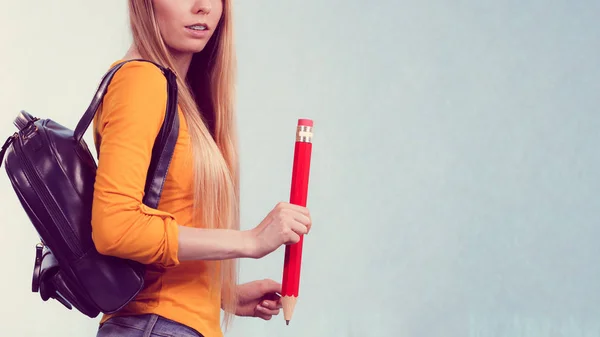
[128,0,239,328]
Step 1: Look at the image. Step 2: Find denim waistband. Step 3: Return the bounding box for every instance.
[100,314,204,337]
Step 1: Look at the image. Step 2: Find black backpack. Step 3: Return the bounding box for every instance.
[0,59,180,318]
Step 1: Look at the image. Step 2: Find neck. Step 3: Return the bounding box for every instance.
[124,44,193,80]
[170,50,193,79]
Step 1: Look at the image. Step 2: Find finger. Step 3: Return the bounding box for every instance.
[285,230,301,245]
[255,305,274,320]
[258,314,272,321]
[263,292,282,303]
[284,208,311,233]
[276,208,310,231]
[261,299,281,310]
[286,209,311,226]
[257,304,280,316]
[277,202,310,216]
[289,220,308,237]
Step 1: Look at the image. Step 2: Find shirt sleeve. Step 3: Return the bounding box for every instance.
[91,61,180,268]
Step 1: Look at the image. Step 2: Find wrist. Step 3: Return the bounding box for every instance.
[239,229,258,259]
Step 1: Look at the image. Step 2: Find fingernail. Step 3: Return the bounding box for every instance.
[263,301,268,307]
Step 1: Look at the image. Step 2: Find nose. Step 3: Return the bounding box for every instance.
[193,1,212,15]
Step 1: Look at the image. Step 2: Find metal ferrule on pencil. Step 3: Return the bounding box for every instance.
[296,125,313,143]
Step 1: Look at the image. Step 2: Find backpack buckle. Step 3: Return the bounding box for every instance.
[32,243,44,293]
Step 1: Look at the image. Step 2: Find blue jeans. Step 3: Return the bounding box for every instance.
[96,314,204,337]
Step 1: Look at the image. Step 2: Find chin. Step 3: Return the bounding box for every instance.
[170,42,210,56]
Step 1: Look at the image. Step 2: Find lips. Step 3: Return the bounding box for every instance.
[186,23,209,31]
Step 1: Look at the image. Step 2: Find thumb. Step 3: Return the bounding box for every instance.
[261,279,282,294]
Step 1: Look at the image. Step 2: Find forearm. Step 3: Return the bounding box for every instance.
[177,226,255,261]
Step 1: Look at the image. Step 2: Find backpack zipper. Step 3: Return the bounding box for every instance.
[14,124,84,258]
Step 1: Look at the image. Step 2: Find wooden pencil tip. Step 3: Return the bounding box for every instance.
[286,320,290,325]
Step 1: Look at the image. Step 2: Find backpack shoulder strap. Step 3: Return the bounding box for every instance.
[73,59,180,209]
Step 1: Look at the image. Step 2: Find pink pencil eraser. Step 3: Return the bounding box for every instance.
[297,118,313,127]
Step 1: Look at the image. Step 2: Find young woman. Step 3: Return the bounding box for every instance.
[91,1,312,336]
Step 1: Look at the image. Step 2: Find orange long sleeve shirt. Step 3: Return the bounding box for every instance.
[91,60,223,337]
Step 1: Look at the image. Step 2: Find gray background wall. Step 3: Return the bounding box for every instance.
[0,0,599,336]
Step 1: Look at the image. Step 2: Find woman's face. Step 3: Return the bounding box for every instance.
[153,0,223,55]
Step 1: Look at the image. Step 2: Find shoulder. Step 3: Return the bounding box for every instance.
[105,60,168,100]
[99,60,170,126]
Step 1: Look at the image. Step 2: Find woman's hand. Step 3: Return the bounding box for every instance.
[235,279,283,320]
[246,202,311,259]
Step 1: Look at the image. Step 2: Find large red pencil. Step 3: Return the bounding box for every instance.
[281,118,314,325]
